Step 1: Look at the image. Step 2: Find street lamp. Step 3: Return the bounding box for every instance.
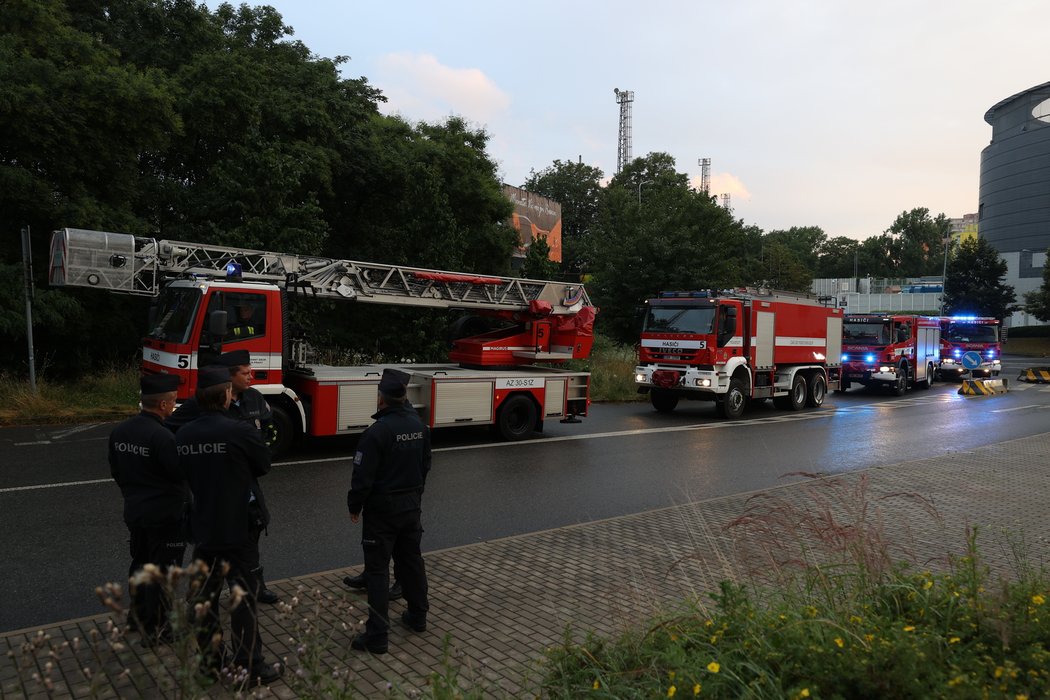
[939,233,952,314]
[637,179,653,205]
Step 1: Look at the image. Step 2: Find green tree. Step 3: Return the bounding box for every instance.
[521,235,558,280]
[757,238,812,291]
[817,236,862,278]
[1022,247,1050,321]
[887,208,951,277]
[943,237,1016,320]
[523,159,604,274]
[763,226,826,275]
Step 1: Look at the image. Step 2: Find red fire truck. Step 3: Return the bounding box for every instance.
[935,315,1002,379]
[633,289,843,419]
[49,228,598,456]
[840,314,940,394]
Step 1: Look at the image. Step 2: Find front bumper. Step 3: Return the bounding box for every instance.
[634,365,725,396]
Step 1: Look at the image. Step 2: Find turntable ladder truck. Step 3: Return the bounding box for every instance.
[49,227,598,455]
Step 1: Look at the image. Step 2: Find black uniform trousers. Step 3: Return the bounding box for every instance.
[127,522,185,635]
[192,544,264,669]
[361,494,428,641]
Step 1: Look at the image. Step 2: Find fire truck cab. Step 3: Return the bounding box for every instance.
[936,315,1002,379]
[841,314,940,395]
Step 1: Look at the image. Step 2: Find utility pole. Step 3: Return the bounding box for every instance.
[939,232,952,314]
[21,226,37,394]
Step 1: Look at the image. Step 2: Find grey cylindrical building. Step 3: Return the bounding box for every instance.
[981,81,1050,326]
[981,81,1050,253]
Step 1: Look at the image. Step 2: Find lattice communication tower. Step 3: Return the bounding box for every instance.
[614,88,634,174]
[698,158,711,194]
[721,193,732,210]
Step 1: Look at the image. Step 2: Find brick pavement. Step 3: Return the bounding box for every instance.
[4,431,1050,698]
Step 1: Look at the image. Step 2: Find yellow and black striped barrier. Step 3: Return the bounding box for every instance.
[959,378,1009,396]
[1018,367,1050,383]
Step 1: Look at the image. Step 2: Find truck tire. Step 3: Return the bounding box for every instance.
[496,394,538,441]
[917,363,933,390]
[716,377,747,419]
[268,403,296,459]
[892,366,908,396]
[805,373,826,407]
[835,378,850,394]
[650,389,679,413]
[773,374,807,411]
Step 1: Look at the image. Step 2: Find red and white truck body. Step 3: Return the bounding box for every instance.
[633,289,843,419]
[50,228,597,455]
[841,314,940,394]
[935,315,1002,379]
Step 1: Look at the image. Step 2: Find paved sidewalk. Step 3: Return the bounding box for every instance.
[4,432,1050,698]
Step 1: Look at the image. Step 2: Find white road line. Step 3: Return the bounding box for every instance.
[0,478,111,494]
[50,424,100,440]
[991,405,1047,413]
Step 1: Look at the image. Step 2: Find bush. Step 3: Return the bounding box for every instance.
[1006,325,1050,338]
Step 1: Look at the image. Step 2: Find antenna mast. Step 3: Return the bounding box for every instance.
[613,88,634,174]
[698,157,711,194]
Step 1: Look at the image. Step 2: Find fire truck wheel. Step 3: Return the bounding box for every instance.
[805,373,826,407]
[774,374,807,411]
[835,378,850,394]
[269,404,295,459]
[650,389,679,413]
[717,378,747,419]
[892,366,908,396]
[496,394,538,440]
[917,363,934,390]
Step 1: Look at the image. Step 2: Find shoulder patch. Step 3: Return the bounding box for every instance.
[353,451,363,466]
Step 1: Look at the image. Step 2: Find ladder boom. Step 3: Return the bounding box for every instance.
[50,227,590,314]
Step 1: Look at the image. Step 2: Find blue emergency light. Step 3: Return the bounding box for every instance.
[225,259,242,282]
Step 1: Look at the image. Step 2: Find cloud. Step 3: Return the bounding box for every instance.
[375,52,511,125]
[689,172,751,201]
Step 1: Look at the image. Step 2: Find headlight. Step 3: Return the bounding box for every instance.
[942,358,955,365]
[879,366,891,373]
[635,373,646,383]
[865,354,876,363]
[695,378,711,387]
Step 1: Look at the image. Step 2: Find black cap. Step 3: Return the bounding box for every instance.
[197,365,232,389]
[218,349,251,368]
[378,368,409,398]
[140,374,179,394]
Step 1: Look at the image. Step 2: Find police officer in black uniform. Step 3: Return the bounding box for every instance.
[166,350,279,604]
[109,373,187,642]
[179,366,281,684]
[348,368,431,654]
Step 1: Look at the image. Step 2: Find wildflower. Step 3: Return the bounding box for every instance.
[704,619,713,627]
[1016,695,1029,700]
[1032,594,1045,606]
[949,637,961,644]
[707,661,720,674]
[834,638,844,648]
[903,626,915,632]
[849,615,862,625]
[995,667,1004,679]
[804,606,818,618]
[693,684,701,695]
[923,579,933,590]
[593,679,600,690]
[667,685,676,697]
[668,671,676,680]
[800,690,810,698]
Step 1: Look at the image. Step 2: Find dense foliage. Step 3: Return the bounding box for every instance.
[942,237,1017,320]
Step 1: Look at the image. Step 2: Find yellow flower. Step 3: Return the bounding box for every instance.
[693,684,701,695]
[864,634,875,642]
[667,685,677,697]
[804,606,818,617]
[707,661,720,674]
[593,679,600,690]
[1032,594,1045,606]
[949,637,961,644]
[669,672,676,680]
[1016,695,1029,700]
[995,667,1004,679]
[800,690,811,698]
[849,615,862,625]
[903,626,915,632]
[670,633,678,641]
[923,579,933,590]
[704,619,713,628]
[834,637,844,648]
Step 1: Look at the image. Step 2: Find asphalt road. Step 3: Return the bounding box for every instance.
[2,356,1046,632]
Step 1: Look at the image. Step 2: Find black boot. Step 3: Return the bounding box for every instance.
[257,567,279,605]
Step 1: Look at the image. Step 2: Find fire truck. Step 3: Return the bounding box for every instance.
[935,315,1002,379]
[840,314,940,394]
[633,289,844,419]
[48,228,598,456]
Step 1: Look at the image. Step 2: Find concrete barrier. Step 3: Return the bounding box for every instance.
[959,377,1009,396]
[1018,367,1050,383]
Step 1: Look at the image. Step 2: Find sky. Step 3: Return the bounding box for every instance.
[262,0,1049,241]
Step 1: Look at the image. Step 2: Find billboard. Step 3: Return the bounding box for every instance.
[503,184,562,263]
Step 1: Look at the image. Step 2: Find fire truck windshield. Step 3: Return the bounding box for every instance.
[644,306,715,335]
[147,287,202,343]
[945,323,998,343]
[844,321,890,344]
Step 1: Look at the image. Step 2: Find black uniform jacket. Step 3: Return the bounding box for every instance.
[109,411,187,527]
[348,404,432,516]
[167,388,272,432]
[178,411,271,549]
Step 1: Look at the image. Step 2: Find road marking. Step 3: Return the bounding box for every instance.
[50,424,100,440]
[991,405,1048,413]
[0,478,111,494]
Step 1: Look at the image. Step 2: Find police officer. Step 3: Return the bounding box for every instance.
[167,350,279,604]
[179,366,281,684]
[108,373,187,642]
[347,369,431,654]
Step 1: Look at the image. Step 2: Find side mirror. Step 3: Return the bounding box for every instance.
[209,309,228,337]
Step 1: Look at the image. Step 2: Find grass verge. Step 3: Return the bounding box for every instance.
[0,365,140,426]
